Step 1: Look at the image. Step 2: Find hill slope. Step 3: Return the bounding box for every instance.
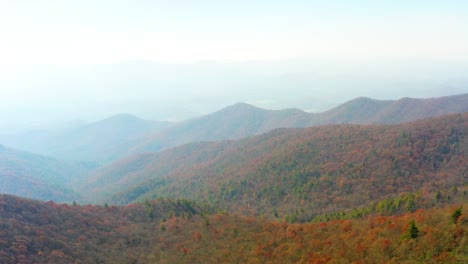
[84,113,467,221]
[0,145,88,202]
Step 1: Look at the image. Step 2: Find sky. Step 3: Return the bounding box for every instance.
[0,1,468,130]
[1,0,468,64]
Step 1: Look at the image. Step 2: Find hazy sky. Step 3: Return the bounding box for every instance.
[1,1,468,130]
[1,1,468,64]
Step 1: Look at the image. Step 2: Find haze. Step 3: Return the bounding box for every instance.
[1,1,468,131]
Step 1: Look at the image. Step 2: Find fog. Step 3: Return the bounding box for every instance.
[1,1,468,131]
[0,58,467,132]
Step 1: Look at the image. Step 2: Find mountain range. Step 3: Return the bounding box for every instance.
[3,93,465,164]
[0,93,466,204]
[133,93,468,153]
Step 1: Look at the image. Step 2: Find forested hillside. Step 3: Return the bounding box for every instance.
[0,194,466,263]
[83,113,467,222]
[0,194,210,263]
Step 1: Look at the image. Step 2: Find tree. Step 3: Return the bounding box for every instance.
[405,194,416,213]
[451,207,462,224]
[402,220,418,239]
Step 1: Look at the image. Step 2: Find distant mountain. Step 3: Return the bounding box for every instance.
[43,114,172,163]
[0,114,172,164]
[1,94,466,163]
[134,93,468,152]
[315,97,394,123]
[0,146,89,202]
[83,113,467,221]
[132,102,314,152]
[319,93,468,124]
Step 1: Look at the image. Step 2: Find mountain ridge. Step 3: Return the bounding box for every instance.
[1,93,466,163]
[133,93,468,153]
[82,113,467,221]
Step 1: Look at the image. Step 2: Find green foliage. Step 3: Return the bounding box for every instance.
[405,193,416,213]
[451,206,462,223]
[312,190,465,222]
[402,219,419,240]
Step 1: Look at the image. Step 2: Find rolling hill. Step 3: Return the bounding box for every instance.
[82,113,467,221]
[0,145,88,202]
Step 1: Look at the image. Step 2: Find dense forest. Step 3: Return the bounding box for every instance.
[0,194,466,263]
[0,194,210,263]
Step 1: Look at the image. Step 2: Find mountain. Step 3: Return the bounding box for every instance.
[134,93,468,153]
[83,113,467,221]
[0,146,89,202]
[1,93,466,164]
[132,102,314,152]
[0,114,172,164]
[319,93,468,124]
